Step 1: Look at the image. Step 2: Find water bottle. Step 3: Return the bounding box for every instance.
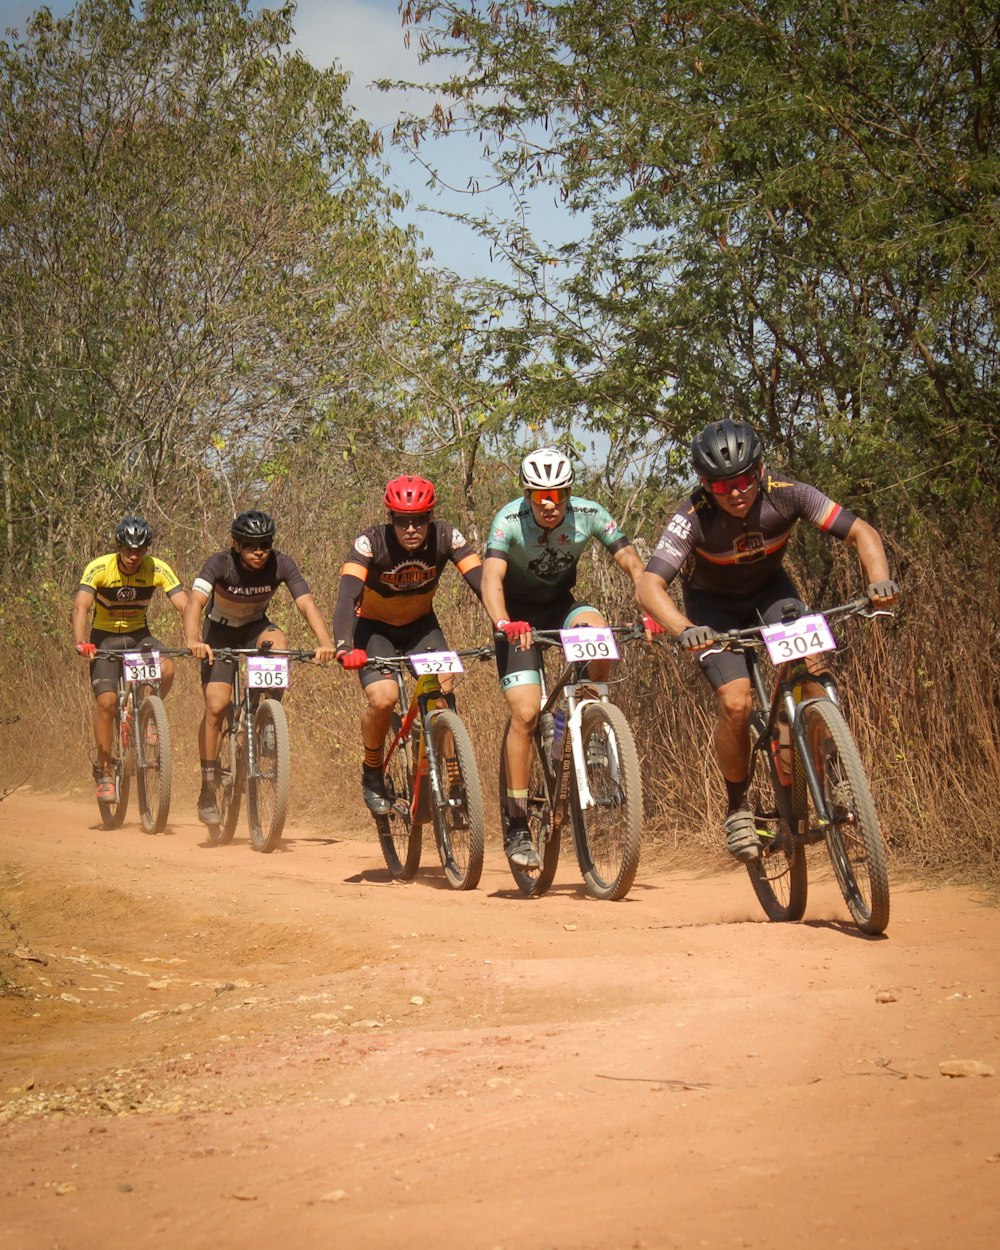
[540,711,555,758]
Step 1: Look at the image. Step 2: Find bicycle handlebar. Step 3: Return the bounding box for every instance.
[504,622,648,649]
[694,597,891,652]
[361,644,497,673]
[200,647,321,662]
[94,646,192,661]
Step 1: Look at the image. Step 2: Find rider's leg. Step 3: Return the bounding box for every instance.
[197,679,233,823]
[359,675,398,814]
[502,682,543,868]
[714,677,761,863]
[93,690,117,777]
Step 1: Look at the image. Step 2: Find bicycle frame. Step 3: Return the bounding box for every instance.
[377,646,494,827]
[210,647,313,783]
[96,646,185,775]
[529,624,644,826]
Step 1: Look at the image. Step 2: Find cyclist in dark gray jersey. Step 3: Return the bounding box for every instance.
[639,419,898,863]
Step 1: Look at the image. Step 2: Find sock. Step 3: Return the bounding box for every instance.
[725,777,749,813]
[363,746,383,772]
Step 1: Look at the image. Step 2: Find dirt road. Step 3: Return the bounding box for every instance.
[1,791,998,1250]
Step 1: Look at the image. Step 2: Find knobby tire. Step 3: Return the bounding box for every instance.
[429,710,485,891]
[744,714,808,922]
[247,698,291,853]
[376,712,422,880]
[98,702,132,830]
[136,695,172,835]
[208,706,242,846]
[572,702,643,901]
[802,699,890,935]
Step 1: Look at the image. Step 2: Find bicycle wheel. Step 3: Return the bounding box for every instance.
[135,695,172,835]
[247,699,291,853]
[429,709,485,891]
[498,717,560,897]
[375,712,422,880]
[744,714,808,922]
[802,699,890,935]
[571,702,643,900]
[208,707,242,847]
[97,704,132,830]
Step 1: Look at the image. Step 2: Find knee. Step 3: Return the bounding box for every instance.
[95,692,117,714]
[717,686,752,724]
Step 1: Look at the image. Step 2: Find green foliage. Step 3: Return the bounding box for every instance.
[396,0,1000,524]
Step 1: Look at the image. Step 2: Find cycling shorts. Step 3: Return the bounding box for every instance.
[201,616,280,686]
[683,572,807,690]
[354,613,448,691]
[88,629,168,697]
[495,596,598,692]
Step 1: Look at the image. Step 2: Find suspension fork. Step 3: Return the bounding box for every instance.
[785,669,840,828]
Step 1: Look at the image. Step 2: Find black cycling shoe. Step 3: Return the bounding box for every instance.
[197,787,221,825]
[504,819,541,870]
[362,766,392,816]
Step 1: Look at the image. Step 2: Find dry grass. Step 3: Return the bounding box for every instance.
[2,511,998,888]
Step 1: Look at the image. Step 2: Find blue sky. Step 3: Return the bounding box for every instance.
[0,0,569,283]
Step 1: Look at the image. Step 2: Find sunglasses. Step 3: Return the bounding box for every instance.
[239,539,273,552]
[526,488,569,505]
[392,511,432,529]
[705,470,759,495]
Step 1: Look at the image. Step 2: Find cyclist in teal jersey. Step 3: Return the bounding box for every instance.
[483,448,660,869]
[639,419,898,863]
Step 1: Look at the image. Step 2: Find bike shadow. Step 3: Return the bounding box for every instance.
[800,917,889,942]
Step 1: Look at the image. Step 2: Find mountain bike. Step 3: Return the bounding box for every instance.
[703,598,893,935]
[93,646,188,834]
[203,647,315,853]
[498,624,645,901]
[367,646,494,889]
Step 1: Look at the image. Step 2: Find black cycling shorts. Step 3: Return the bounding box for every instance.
[353,614,449,691]
[89,629,167,697]
[201,616,280,686]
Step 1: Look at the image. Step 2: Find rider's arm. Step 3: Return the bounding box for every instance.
[611,543,646,592]
[292,592,336,662]
[167,586,190,618]
[184,586,213,661]
[843,518,896,603]
[70,587,95,647]
[481,554,511,628]
[637,570,695,638]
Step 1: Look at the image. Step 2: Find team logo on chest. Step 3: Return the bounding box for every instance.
[733,531,767,562]
[382,560,437,592]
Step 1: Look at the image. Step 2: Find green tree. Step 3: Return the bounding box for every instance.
[395,0,1000,521]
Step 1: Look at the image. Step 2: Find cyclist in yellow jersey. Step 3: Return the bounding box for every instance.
[71,516,189,801]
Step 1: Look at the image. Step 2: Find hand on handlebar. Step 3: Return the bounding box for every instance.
[312,644,336,665]
[866,579,899,607]
[75,641,97,659]
[641,612,664,639]
[336,647,368,670]
[677,624,718,652]
[187,639,213,662]
[495,619,533,648]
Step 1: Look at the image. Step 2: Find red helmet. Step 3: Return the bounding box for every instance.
[384,474,437,512]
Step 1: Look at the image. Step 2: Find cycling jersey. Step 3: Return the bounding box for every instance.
[77,553,183,633]
[333,521,482,648]
[646,473,858,598]
[192,549,310,626]
[485,496,631,606]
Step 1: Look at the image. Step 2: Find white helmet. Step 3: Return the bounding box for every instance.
[520,447,574,491]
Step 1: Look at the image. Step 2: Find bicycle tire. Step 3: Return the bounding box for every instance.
[498,717,560,897]
[97,704,132,830]
[802,699,890,935]
[744,714,808,922]
[136,695,172,835]
[429,709,485,891]
[208,707,242,846]
[247,698,291,853]
[572,702,643,901]
[375,712,422,880]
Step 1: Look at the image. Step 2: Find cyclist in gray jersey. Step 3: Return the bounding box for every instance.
[639,420,898,864]
[483,447,659,869]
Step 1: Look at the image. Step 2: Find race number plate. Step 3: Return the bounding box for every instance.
[410,651,465,674]
[122,651,161,683]
[559,626,620,662]
[761,614,836,664]
[247,655,289,689]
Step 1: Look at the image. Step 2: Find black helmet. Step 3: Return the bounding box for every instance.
[690,419,763,480]
[115,515,154,549]
[231,509,276,541]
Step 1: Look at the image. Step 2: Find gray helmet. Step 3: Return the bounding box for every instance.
[520,447,574,491]
[690,420,763,480]
[115,515,154,549]
[231,509,276,541]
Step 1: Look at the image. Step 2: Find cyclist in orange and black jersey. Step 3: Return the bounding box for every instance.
[71,516,189,800]
[639,419,899,864]
[332,474,486,815]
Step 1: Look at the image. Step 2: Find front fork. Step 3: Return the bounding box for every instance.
[783,675,840,832]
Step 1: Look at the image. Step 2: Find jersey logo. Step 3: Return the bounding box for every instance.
[116,586,138,601]
[381,560,437,591]
[451,528,467,549]
[733,532,767,562]
[527,547,574,583]
[667,514,692,539]
[355,535,374,559]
